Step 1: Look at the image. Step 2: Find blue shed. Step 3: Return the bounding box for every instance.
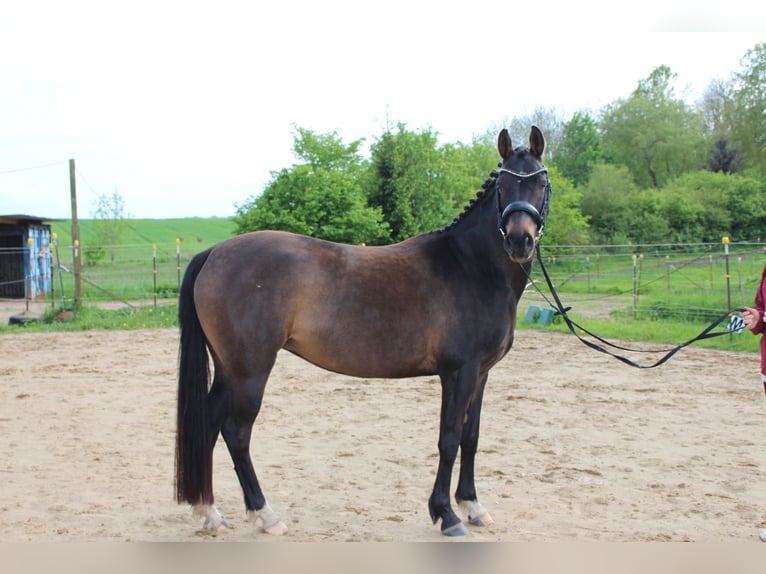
[0,215,53,299]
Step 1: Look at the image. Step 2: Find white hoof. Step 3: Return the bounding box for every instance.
[263,519,289,536]
[248,502,288,536]
[468,511,494,527]
[193,504,232,532]
[458,499,494,527]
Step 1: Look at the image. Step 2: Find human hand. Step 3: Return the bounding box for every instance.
[742,307,763,333]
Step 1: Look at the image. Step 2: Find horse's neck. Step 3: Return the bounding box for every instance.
[445,194,518,279]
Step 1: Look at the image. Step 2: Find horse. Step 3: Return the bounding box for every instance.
[175,126,551,537]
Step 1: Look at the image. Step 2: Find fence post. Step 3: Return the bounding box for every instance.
[152,243,158,309]
[632,254,638,320]
[26,237,33,312]
[49,233,55,308]
[723,237,732,341]
[666,255,671,290]
[176,238,181,296]
[738,256,745,309]
[722,237,731,312]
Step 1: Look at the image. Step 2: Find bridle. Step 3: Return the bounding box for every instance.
[495,166,551,240]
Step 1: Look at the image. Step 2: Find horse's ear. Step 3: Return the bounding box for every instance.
[529,126,545,159]
[497,129,513,160]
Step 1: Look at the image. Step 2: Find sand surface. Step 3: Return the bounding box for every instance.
[1,324,765,542]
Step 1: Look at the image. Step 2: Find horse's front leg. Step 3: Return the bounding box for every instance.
[455,372,494,528]
[428,364,479,537]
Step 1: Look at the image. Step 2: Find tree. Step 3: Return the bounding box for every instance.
[541,167,590,246]
[731,42,766,176]
[579,163,638,244]
[234,128,389,245]
[90,189,128,265]
[707,135,744,174]
[439,135,499,209]
[700,77,735,137]
[600,66,708,188]
[555,111,603,187]
[623,187,670,245]
[660,173,731,243]
[365,123,455,242]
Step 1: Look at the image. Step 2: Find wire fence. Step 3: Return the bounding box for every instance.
[1,239,193,312]
[3,238,765,321]
[524,240,766,323]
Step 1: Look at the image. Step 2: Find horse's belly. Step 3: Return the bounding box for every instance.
[283,330,438,379]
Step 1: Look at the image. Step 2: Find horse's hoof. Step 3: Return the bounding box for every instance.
[442,521,469,537]
[458,500,494,528]
[203,516,231,533]
[249,504,289,536]
[469,511,494,527]
[194,504,232,533]
[262,519,288,536]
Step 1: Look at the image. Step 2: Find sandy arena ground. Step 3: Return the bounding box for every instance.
[1,316,765,542]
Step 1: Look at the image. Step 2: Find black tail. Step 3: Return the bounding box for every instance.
[175,248,214,505]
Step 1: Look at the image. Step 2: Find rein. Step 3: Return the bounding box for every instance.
[528,248,745,369]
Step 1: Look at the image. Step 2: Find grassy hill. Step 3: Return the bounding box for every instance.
[49,217,237,254]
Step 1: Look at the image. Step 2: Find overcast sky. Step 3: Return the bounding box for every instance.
[1,0,765,219]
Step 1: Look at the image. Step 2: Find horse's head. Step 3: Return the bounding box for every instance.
[495,126,550,264]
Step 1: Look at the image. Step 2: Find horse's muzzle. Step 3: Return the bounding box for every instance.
[504,230,536,263]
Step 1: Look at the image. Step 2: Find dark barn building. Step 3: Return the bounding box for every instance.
[0,215,52,299]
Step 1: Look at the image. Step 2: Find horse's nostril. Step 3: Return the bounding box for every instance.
[523,234,535,253]
[504,231,536,261]
[507,232,533,248]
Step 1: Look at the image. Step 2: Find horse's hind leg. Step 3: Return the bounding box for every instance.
[455,373,494,528]
[192,373,233,532]
[221,369,288,536]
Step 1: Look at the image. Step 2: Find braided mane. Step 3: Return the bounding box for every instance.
[432,171,499,234]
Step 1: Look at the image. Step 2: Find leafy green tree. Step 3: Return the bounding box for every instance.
[579,163,637,244]
[725,174,766,242]
[660,175,729,243]
[365,123,455,242]
[600,65,707,188]
[623,187,670,245]
[234,128,389,245]
[291,125,362,171]
[439,135,499,208]
[731,42,766,176]
[555,111,603,187]
[661,171,766,243]
[542,167,590,246]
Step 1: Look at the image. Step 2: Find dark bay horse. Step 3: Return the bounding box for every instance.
[175,126,551,537]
